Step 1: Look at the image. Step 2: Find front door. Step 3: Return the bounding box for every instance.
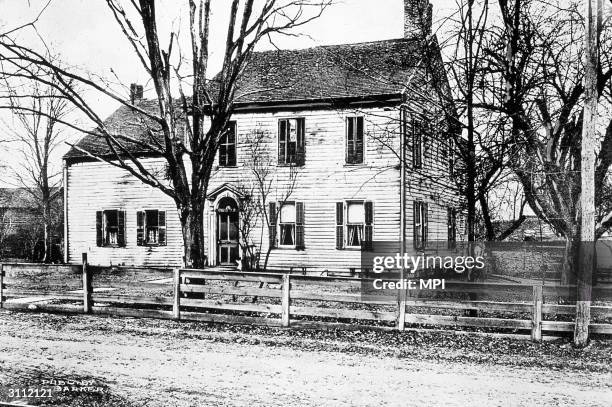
[217,197,239,265]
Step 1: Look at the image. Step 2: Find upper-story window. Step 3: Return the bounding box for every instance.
[346,116,364,164]
[448,137,455,178]
[413,123,424,169]
[219,121,237,167]
[278,118,305,166]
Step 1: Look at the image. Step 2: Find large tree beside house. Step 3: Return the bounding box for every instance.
[0,0,330,267]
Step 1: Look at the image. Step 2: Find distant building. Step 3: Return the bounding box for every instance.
[0,187,63,260]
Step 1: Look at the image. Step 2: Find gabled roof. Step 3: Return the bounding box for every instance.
[65,38,432,160]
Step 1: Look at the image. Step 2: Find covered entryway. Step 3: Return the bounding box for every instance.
[216,196,239,265]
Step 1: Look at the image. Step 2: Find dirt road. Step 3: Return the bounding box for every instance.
[0,311,610,406]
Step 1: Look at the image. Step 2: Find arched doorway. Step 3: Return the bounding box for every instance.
[216,196,239,266]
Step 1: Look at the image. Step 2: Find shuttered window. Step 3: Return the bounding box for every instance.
[269,201,305,250]
[346,116,364,164]
[219,121,237,167]
[413,120,424,169]
[447,207,457,249]
[137,210,167,246]
[448,137,455,178]
[96,209,126,247]
[279,118,305,165]
[413,201,428,249]
[336,201,373,251]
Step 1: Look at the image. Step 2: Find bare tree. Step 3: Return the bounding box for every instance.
[0,0,329,268]
[238,127,299,271]
[490,0,612,284]
[1,71,69,262]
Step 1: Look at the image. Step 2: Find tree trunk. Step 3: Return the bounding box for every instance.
[42,200,51,263]
[179,203,206,269]
[561,233,580,287]
[574,0,600,347]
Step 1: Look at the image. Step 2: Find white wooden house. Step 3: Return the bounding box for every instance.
[63,0,464,271]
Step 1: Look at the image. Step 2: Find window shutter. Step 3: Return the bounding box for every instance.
[136,211,145,246]
[96,211,103,247]
[336,202,344,250]
[423,202,428,248]
[413,201,420,249]
[296,202,305,250]
[296,118,305,166]
[413,120,422,169]
[363,201,373,251]
[278,120,286,164]
[158,211,167,246]
[269,202,277,249]
[356,117,364,164]
[346,118,354,163]
[117,210,126,247]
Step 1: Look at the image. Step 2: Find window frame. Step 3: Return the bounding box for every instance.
[345,200,366,249]
[345,116,365,165]
[278,202,297,248]
[413,201,428,250]
[278,117,305,166]
[97,209,125,248]
[448,137,455,179]
[412,121,424,170]
[219,121,238,167]
[447,207,457,249]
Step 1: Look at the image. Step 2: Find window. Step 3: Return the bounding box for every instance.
[336,201,373,250]
[413,201,428,249]
[346,117,364,164]
[269,201,305,249]
[279,118,305,165]
[137,210,167,246]
[447,207,457,249]
[96,210,126,247]
[346,202,365,247]
[279,203,296,246]
[413,123,424,169]
[448,138,455,178]
[219,121,237,167]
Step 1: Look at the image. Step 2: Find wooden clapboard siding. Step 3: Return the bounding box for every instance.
[66,158,183,266]
[66,105,461,270]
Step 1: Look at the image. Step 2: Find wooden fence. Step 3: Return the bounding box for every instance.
[1,257,612,341]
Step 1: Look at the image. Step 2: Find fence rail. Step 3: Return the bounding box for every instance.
[1,258,612,341]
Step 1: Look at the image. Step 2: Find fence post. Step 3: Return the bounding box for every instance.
[173,269,181,320]
[0,263,4,309]
[532,285,543,342]
[82,253,91,313]
[281,274,291,327]
[397,288,406,331]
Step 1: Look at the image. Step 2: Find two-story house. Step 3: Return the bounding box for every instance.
[63,0,464,271]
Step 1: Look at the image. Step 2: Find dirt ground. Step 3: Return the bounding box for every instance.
[0,310,611,407]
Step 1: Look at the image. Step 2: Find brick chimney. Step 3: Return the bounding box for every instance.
[130,83,144,104]
[404,0,433,39]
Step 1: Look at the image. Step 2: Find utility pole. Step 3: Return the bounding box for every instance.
[574,0,602,347]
